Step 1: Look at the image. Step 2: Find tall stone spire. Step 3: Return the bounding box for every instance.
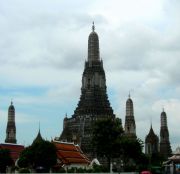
[88,22,100,62]
[59,24,115,158]
[124,94,136,139]
[5,101,17,144]
[160,109,172,159]
[73,24,114,117]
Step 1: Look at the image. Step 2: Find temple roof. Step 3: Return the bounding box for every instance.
[168,147,180,163]
[53,141,90,166]
[0,143,24,162]
[145,125,159,143]
[32,130,44,145]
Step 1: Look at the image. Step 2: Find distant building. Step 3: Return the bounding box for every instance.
[160,109,172,158]
[5,101,17,144]
[124,94,136,139]
[58,23,115,158]
[145,125,159,155]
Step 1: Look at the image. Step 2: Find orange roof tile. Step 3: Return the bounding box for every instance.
[54,142,77,151]
[53,141,90,165]
[0,143,25,162]
[59,150,84,158]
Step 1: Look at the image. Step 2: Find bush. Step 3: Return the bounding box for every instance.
[19,168,30,173]
[54,167,66,173]
[93,164,108,173]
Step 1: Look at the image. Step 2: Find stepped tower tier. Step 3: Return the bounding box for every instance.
[160,109,172,159]
[5,101,17,144]
[124,94,136,139]
[59,23,115,158]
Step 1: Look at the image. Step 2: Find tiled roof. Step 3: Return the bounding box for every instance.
[145,126,159,143]
[32,130,44,145]
[53,141,90,166]
[0,143,24,162]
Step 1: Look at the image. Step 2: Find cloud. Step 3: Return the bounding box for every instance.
[0,0,180,150]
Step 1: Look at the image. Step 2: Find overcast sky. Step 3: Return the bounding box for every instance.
[0,0,180,151]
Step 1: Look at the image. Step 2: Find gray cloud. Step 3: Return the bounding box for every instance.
[0,0,180,150]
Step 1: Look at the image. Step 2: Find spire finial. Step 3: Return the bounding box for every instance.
[39,121,41,133]
[11,99,13,105]
[92,21,95,32]
[128,91,131,98]
[150,116,152,128]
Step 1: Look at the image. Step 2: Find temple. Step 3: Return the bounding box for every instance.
[5,101,17,144]
[58,23,115,158]
[160,109,172,158]
[145,125,159,155]
[124,94,136,139]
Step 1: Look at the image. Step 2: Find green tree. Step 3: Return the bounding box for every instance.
[151,152,165,166]
[92,118,124,171]
[121,138,142,161]
[92,118,148,172]
[136,153,149,171]
[120,138,149,171]
[18,168,30,173]
[17,146,33,168]
[0,149,13,173]
[18,140,57,172]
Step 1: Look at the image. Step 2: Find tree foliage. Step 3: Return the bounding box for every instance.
[17,146,33,168]
[92,118,124,170]
[0,149,13,173]
[121,138,143,160]
[92,118,123,157]
[18,140,57,172]
[91,118,148,172]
